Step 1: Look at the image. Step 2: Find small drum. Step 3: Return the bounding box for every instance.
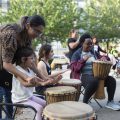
[93,60,112,99]
[45,86,77,104]
[43,101,97,120]
[58,79,81,101]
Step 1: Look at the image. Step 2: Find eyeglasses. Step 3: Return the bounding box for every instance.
[32,28,43,37]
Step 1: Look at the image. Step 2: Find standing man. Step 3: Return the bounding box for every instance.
[67,29,81,62]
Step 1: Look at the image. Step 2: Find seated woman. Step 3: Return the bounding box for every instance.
[70,33,120,111]
[36,44,67,95]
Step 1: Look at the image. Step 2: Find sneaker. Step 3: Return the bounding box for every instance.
[105,101,120,111]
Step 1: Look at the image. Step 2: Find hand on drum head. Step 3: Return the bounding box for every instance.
[52,74,63,84]
[37,79,54,86]
[27,76,41,85]
[98,56,108,61]
[56,74,62,80]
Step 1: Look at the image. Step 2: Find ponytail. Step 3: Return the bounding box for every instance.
[38,44,52,62]
[20,16,29,30]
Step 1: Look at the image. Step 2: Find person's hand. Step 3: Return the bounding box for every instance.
[25,77,36,85]
[37,79,53,86]
[56,74,62,80]
[59,69,70,74]
[45,77,54,81]
[52,74,62,84]
[100,56,108,61]
[83,55,91,61]
[26,76,44,85]
[29,62,36,70]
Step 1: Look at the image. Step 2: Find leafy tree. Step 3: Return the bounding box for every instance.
[80,0,120,40]
[0,0,81,43]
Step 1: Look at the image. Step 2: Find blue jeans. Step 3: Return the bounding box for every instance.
[0,87,13,118]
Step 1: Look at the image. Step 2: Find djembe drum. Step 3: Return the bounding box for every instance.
[93,60,112,99]
[43,101,97,120]
[45,86,77,104]
[58,79,81,101]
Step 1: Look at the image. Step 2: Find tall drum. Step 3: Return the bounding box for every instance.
[45,86,77,104]
[43,101,97,120]
[93,60,112,99]
[58,79,81,101]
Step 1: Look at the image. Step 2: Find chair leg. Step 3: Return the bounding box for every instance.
[88,97,102,108]
[93,99,102,108]
[0,105,13,119]
[12,107,18,119]
[80,86,102,108]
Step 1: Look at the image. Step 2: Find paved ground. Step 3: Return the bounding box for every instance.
[3,69,120,120]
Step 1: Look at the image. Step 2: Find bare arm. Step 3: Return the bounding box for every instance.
[17,76,55,87]
[37,61,49,79]
[50,69,69,78]
[16,76,35,87]
[3,62,29,81]
[30,62,49,80]
[3,62,42,84]
[37,61,66,79]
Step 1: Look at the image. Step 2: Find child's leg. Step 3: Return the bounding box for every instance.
[21,99,44,120]
[31,95,46,108]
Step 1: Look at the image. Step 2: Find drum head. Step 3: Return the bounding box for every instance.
[45,86,77,95]
[43,101,94,119]
[59,79,81,85]
[93,60,112,64]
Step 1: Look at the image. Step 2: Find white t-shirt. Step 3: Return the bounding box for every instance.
[12,66,35,103]
[94,45,98,52]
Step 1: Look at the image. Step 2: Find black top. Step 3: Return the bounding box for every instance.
[67,38,81,61]
[41,60,51,75]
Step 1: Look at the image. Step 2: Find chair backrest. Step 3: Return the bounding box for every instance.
[0,103,37,120]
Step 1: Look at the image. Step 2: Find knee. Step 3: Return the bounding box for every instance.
[106,76,116,85]
[91,79,99,87]
[35,104,43,114]
[42,100,46,108]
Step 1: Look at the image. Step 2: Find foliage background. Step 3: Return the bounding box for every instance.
[0,0,120,48]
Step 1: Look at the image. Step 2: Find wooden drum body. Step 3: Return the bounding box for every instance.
[93,60,112,99]
[58,79,81,101]
[45,86,77,104]
[43,101,97,120]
